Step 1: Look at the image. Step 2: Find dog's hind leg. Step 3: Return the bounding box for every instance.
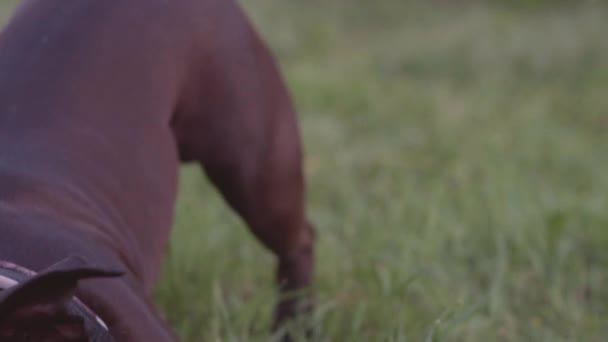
[199,110,315,331]
[172,4,314,333]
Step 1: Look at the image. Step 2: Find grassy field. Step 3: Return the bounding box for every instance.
[2,1,608,341]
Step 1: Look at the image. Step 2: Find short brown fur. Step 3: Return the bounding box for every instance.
[0,0,314,340]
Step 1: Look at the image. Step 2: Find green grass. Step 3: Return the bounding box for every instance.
[3,1,608,341]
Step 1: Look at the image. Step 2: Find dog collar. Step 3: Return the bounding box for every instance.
[0,260,112,340]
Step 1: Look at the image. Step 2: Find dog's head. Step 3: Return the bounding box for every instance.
[0,257,122,341]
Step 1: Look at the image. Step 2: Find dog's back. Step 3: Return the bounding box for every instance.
[0,0,191,286]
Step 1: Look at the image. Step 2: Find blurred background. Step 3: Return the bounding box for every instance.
[2,0,608,341]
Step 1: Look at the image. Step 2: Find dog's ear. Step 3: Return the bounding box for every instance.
[0,256,122,340]
[0,256,123,318]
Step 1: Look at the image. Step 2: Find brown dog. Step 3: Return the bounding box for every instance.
[0,0,314,340]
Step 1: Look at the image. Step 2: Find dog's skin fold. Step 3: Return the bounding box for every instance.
[0,0,314,340]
